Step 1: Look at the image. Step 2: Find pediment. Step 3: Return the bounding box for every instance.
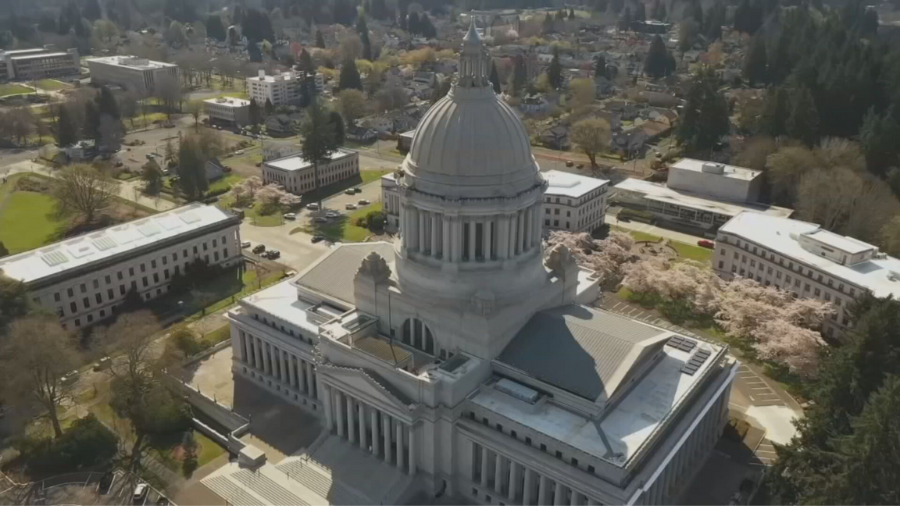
[323,365,416,415]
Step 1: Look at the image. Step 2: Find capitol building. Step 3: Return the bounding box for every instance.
[208,23,737,506]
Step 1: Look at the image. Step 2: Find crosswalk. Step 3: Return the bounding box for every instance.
[736,364,784,407]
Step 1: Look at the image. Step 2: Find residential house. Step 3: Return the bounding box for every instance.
[519,93,550,115]
[539,124,571,150]
[265,114,298,137]
[346,126,377,144]
[205,158,227,182]
[611,127,648,158]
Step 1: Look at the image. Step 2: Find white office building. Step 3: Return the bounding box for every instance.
[204,97,251,127]
[714,211,900,338]
[542,170,609,233]
[246,70,324,106]
[262,149,359,195]
[87,55,179,94]
[206,24,736,506]
[0,47,80,81]
[0,204,241,331]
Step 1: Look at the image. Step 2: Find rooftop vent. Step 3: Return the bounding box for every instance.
[495,378,540,404]
[888,270,900,282]
[701,162,725,175]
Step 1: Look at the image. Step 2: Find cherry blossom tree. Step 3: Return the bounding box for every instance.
[231,176,263,207]
[545,231,638,287]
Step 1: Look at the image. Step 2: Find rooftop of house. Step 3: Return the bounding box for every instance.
[543,170,609,199]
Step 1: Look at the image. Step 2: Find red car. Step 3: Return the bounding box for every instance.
[697,239,715,249]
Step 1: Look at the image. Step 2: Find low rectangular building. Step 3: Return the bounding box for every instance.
[667,159,763,203]
[542,170,609,233]
[0,47,80,81]
[262,149,359,195]
[87,55,179,94]
[0,204,242,331]
[204,97,251,127]
[713,212,900,339]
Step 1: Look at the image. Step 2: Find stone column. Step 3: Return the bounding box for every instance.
[408,207,418,251]
[442,215,450,261]
[396,422,405,471]
[524,207,533,252]
[538,475,551,505]
[264,343,272,375]
[288,355,296,388]
[586,498,597,506]
[335,390,345,438]
[523,468,534,505]
[298,360,307,393]
[508,214,517,258]
[508,461,519,502]
[358,403,367,451]
[419,210,427,255]
[553,481,566,506]
[480,447,490,488]
[517,210,525,255]
[498,216,509,260]
[571,491,584,506]
[431,213,439,258]
[371,409,381,457]
[408,425,416,475]
[493,454,504,494]
[382,413,392,464]
[323,384,333,433]
[468,219,477,262]
[239,333,247,362]
[346,396,356,444]
[253,338,262,370]
[399,205,407,249]
[482,218,492,261]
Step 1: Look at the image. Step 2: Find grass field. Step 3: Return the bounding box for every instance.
[612,226,713,264]
[0,83,33,97]
[218,194,284,227]
[34,79,70,91]
[301,202,382,242]
[0,191,65,254]
[361,169,393,185]
[208,173,244,194]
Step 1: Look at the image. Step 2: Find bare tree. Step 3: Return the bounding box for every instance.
[375,83,407,112]
[187,100,203,130]
[155,74,182,119]
[51,165,118,224]
[10,107,34,146]
[570,118,611,168]
[1,316,80,438]
[338,89,367,125]
[118,90,139,129]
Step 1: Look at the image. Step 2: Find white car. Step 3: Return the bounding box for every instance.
[283,213,296,220]
[132,483,148,502]
[325,211,340,219]
[241,241,251,248]
[358,199,370,205]
[306,203,320,211]
[345,203,357,210]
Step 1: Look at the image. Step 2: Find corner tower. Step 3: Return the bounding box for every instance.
[394,19,548,314]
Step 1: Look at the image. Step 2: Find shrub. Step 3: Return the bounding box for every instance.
[171,328,210,357]
[17,414,118,474]
[364,211,385,232]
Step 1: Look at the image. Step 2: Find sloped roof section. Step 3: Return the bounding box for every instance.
[292,242,395,305]
[498,305,670,401]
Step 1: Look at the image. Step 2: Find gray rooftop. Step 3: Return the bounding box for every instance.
[498,306,670,401]
[292,242,396,305]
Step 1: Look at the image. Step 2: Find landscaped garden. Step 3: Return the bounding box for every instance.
[0,83,33,97]
[298,202,384,242]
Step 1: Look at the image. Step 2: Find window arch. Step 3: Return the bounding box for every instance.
[401,317,435,355]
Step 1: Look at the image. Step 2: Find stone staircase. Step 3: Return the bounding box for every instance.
[231,469,311,506]
[203,476,267,506]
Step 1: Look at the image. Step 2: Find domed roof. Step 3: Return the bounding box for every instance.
[402,19,540,198]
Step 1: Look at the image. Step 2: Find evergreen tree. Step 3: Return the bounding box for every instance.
[643,35,673,78]
[556,9,566,21]
[618,6,632,30]
[206,15,226,41]
[569,8,576,19]
[759,86,789,137]
[742,35,768,86]
[785,85,819,147]
[650,0,663,19]
[0,241,8,258]
[300,99,337,209]
[542,13,554,34]
[83,0,102,21]
[690,0,704,31]
[860,107,900,176]
[177,136,208,200]
[264,98,274,117]
[357,15,372,60]
[547,46,563,89]
[315,29,325,48]
[508,55,528,97]
[490,61,501,94]
[594,54,607,79]
[338,58,363,91]
[248,99,261,125]
[408,11,420,34]
[333,0,357,26]
[634,1,646,22]
[677,67,729,154]
[418,13,437,38]
[96,87,120,120]
[83,101,101,142]
[56,106,79,147]
[733,0,763,34]
[329,111,345,145]
[298,49,315,73]
[705,1,726,40]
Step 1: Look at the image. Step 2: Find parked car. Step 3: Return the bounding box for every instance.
[353,187,362,194]
[241,241,251,248]
[344,188,356,195]
[98,472,114,494]
[697,239,715,249]
[61,370,79,385]
[311,235,325,243]
[133,483,148,503]
[93,356,111,371]
[576,164,584,169]
[306,203,320,211]
[235,150,244,155]
[283,213,296,220]
[325,211,340,219]
[345,203,357,210]
[265,250,281,259]
[565,160,574,167]
[252,244,266,254]
[358,199,370,205]
[114,161,124,167]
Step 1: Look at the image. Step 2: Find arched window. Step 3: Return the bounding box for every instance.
[401,317,435,355]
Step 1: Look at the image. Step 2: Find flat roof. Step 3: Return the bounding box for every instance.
[240,279,325,335]
[0,48,48,57]
[204,97,251,107]
[247,71,295,83]
[614,178,793,218]
[86,55,177,70]
[670,158,761,181]
[477,325,723,467]
[720,212,900,298]
[0,204,237,285]
[12,52,70,61]
[543,170,609,199]
[803,228,873,255]
[264,149,356,173]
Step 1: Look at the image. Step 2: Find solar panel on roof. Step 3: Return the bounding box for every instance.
[179,212,201,224]
[41,250,69,266]
[157,217,183,230]
[666,336,685,348]
[137,222,161,237]
[677,341,696,352]
[92,236,118,251]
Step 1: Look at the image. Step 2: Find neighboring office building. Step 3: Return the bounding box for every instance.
[262,148,359,194]
[381,171,400,232]
[0,204,241,331]
[714,212,900,339]
[210,26,736,506]
[87,56,179,94]
[397,130,415,153]
[247,70,324,106]
[204,97,251,127]
[612,158,792,233]
[0,47,80,81]
[542,170,609,233]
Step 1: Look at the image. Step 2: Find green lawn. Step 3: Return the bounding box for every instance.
[218,194,284,227]
[361,169,393,185]
[202,323,232,346]
[611,226,713,264]
[0,190,66,254]
[208,173,244,194]
[33,79,70,91]
[0,83,33,97]
[301,202,382,242]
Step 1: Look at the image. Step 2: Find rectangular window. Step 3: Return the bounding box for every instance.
[142,277,148,287]
[162,256,167,265]
[82,297,90,309]
[814,288,821,296]
[95,293,102,304]
[203,243,208,251]
[107,289,114,299]
[80,283,87,293]
[117,271,123,280]
[67,287,74,297]
[213,238,218,247]
[93,279,99,289]
[153,273,159,283]
[87,314,93,323]
[140,263,146,273]
[120,285,126,295]
[129,267,134,276]
[54,292,61,302]
[105,275,111,284]
[193,246,198,254]
[555,450,563,459]
[70,301,77,313]
[525,437,532,445]
[164,269,170,279]
[151,259,157,269]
